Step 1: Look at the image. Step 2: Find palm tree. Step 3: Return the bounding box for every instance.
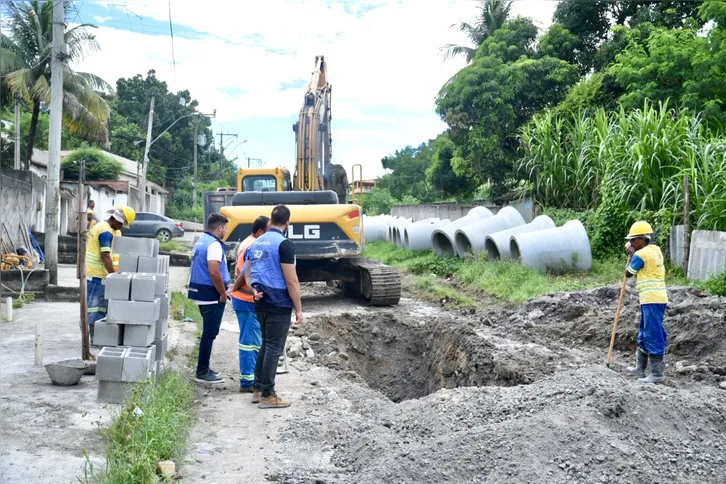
[442,0,514,63]
[0,0,113,168]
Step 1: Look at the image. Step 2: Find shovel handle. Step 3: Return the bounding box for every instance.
[606,256,632,366]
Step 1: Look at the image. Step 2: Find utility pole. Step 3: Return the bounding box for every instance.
[192,116,200,208]
[218,132,237,177]
[44,0,65,285]
[140,96,155,212]
[14,94,21,170]
[77,160,90,360]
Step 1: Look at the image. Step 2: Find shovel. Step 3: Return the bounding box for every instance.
[606,256,632,368]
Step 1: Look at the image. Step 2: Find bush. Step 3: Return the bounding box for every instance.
[702,271,726,297]
[62,147,123,181]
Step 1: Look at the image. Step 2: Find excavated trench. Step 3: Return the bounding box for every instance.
[307,310,559,402]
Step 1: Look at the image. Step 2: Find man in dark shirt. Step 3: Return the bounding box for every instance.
[244,204,302,408]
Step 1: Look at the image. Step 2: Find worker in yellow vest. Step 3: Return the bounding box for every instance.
[625,221,668,384]
[86,206,136,342]
[87,209,97,231]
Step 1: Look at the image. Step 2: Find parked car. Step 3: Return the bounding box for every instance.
[121,212,184,242]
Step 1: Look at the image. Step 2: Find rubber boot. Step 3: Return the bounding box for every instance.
[639,355,665,384]
[627,349,648,378]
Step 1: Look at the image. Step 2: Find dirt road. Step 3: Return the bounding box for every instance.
[178,279,726,483]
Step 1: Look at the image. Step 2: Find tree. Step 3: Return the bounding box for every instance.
[61,147,123,181]
[426,133,476,198]
[379,142,441,202]
[436,18,580,196]
[443,0,514,63]
[0,0,113,167]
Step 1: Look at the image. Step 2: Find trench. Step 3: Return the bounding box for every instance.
[307,310,552,402]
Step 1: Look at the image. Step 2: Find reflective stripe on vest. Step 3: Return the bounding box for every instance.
[188,232,231,302]
[231,235,257,304]
[634,244,668,305]
[86,221,115,279]
[248,229,294,308]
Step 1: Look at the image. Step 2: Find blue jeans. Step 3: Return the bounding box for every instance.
[196,302,226,375]
[235,310,261,387]
[87,278,107,338]
[638,303,667,356]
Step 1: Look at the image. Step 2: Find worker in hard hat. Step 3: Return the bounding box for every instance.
[86,205,136,343]
[624,221,668,384]
[87,209,97,230]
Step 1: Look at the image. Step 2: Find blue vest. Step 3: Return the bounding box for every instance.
[247,229,294,308]
[188,232,231,302]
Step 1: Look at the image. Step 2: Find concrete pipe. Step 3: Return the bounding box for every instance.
[510,220,592,273]
[485,215,556,261]
[364,218,389,243]
[431,206,493,257]
[391,219,412,246]
[404,219,448,251]
[454,207,525,258]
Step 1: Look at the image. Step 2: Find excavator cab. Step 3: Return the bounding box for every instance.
[236,168,292,193]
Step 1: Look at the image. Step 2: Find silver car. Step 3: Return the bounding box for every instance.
[121,212,185,242]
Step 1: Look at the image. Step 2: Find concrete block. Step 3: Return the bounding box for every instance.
[93,321,124,347]
[138,272,167,297]
[105,273,133,301]
[158,296,169,320]
[118,254,139,273]
[123,323,155,347]
[137,257,162,274]
[114,237,159,258]
[131,274,157,302]
[146,343,157,368]
[155,318,168,339]
[121,347,154,382]
[156,360,165,376]
[159,255,170,275]
[96,347,128,381]
[97,380,134,404]
[107,299,160,325]
[152,334,168,361]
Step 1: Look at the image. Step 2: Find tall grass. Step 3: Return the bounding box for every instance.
[519,101,726,231]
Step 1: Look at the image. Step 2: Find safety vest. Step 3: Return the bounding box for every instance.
[188,232,231,302]
[633,245,668,305]
[247,228,294,309]
[231,234,257,304]
[86,221,115,279]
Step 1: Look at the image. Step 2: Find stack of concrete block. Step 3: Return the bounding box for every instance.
[96,237,171,404]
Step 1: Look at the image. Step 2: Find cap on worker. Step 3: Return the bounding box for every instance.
[108,205,136,228]
[625,221,654,240]
[87,209,94,215]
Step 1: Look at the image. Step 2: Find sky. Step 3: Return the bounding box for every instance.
[70,0,557,180]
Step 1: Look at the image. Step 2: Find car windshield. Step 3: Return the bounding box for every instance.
[243,175,277,192]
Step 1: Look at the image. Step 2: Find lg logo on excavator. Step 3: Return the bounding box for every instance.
[288,224,321,240]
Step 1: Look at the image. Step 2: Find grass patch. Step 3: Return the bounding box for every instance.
[159,240,190,254]
[412,275,475,307]
[170,291,203,367]
[700,270,726,297]
[12,293,36,309]
[87,371,196,483]
[364,242,689,303]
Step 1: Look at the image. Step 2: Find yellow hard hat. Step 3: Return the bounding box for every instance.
[626,221,654,240]
[111,205,136,227]
[87,209,94,215]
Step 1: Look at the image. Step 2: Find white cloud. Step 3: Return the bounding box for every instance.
[74,0,556,178]
[92,15,113,23]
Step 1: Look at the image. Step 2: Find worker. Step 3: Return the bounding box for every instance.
[86,206,136,343]
[625,221,668,384]
[229,215,270,393]
[87,209,96,230]
[244,204,303,409]
[188,213,231,385]
[87,200,100,223]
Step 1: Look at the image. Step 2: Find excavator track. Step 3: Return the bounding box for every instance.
[350,258,401,306]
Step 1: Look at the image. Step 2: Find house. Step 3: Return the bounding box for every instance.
[350,179,379,195]
[31,148,168,227]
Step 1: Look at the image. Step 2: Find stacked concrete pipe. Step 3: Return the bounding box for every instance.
[454,207,525,258]
[389,218,412,246]
[363,215,390,243]
[510,220,592,273]
[485,215,556,261]
[404,218,449,251]
[431,206,493,257]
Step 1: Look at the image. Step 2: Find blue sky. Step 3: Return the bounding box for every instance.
[72,0,555,179]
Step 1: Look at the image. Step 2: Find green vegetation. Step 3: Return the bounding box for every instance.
[170,291,202,366]
[701,271,726,297]
[11,293,36,309]
[158,240,190,254]
[88,371,196,483]
[364,242,688,303]
[62,147,124,181]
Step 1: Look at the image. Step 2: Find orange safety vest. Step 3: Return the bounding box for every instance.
[231,235,257,303]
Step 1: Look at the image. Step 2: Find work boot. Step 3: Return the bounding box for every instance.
[251,391,262,404]
[239,385,254,394]
[258,393,291,409]
[639,355,665,384]
[628,349,648,378]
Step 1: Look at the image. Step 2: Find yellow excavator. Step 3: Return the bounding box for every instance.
[218,56,401,306]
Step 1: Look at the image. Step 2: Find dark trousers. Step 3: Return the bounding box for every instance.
[196,302,226,375]
[254,310,292,397]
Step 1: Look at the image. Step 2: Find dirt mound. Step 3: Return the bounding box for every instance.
[306,311,561,402]
[330,366,726,483]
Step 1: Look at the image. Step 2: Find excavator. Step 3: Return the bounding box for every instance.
[217,56,401,306]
